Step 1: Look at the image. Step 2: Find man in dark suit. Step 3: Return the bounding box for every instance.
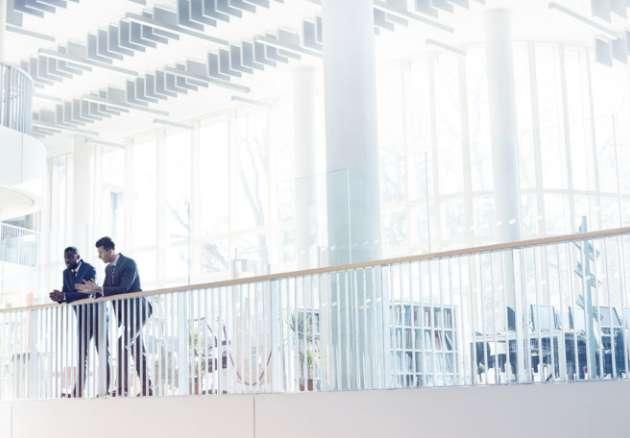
[76,237,154,397]
[49,246,110,397]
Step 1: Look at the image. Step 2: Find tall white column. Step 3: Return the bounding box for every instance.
[72,136,96,254]
[485,9,520,244]
[323,0,381,266]
[0,0,6,63]
[484,9,523,380]
[322,0,382,391]
[293,66,317,269]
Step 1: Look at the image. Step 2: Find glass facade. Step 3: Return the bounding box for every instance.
[29,40,630,301]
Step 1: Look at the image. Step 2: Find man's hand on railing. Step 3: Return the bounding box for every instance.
[49,290,64,303]
[75,280,103,297]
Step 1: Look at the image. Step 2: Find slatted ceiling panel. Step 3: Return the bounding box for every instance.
[230,46,254,74]
[612,36,628,63]
[231,0,256,13]
[387,12,409,27]
[203,0,231,22]
[178,0,207,30]
[302,21,319,50]
[375,9,396,32]
[415,0,440,17]
[208,53,231,80]
[595,38,613,66]
[155,72,178,97]
[243,0,270,7]
[216,0,243,18]
[24,0,456,137]
[431,0,454,13]
[189,0,216,26]
[241,42,264,71]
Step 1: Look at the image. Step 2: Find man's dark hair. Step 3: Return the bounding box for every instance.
[95,237,115,251]
[64,246,78,255]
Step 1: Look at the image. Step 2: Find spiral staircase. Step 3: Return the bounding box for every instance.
[0,62,46,222]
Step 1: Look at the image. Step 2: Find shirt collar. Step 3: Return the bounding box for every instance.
[72,260,82,273]
[110,254,121,267]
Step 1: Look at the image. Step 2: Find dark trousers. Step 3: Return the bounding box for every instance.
[73,303,111,397]
[114,300,153,395]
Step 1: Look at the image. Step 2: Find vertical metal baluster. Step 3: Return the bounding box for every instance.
[81,302,86,398]
[533,247,543,382]
[579,235,594,380]
[240,283,246,394]
[566,243,580,381]
[133,296,138,397]
[352,270,361,389]
[144,294,149,397]
[248,283,254,393]
[414,261,423,387]
[592,240,604,380]
[500,252,513,384]
[263,280,270,392]
[257,281,264,393]
[49,307,54,399]
[603,239,617,379]
[215,286,221,395]
[334,271,341,391]
[288,277,295,392]
[61,305,66,398]
[362,268,369,389]
[386,265,402,388]
[408,261,418,387]
[488,253,499,384]
[53,306,58,398]
[301,276,308,391]
[231,284,238,395]
[153,297,160,398]
[446,258,459,386]
[170,293,175,396]
[477,254,488,385]
[543,247,557,382]
[236,285,242,393]
[434,258,446,386]
[203,288,209,396]
[313,274,319,391]
[344,270,352,390]
[456,257,467,386]
[615,236,629,379]
[555,245,568,382]
[92,299,97,399]
[315,274,324,391]
[327,272,335,390]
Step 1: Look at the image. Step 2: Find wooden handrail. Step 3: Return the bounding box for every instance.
[3,226,630,314]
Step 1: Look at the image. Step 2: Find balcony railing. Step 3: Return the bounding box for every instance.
[0,223,38,267]
[2,226,630,400]
[0,63,32,135]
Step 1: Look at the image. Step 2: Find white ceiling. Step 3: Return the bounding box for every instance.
[2,0,621,147]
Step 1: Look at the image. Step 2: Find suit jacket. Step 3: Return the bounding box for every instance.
[103,254,152,326]
[62,261,96,304]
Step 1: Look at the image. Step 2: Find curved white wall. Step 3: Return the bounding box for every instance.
[0,126,46,221]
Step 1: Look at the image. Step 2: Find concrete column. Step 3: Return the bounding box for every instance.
[0,0,6,63]
[293,66,318,269]
[322,0,382,391]
[485,9,520,244]
[323,0,381,266]
[72,136,96,254]
[484,9,523,380]
[190,123,200,284]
